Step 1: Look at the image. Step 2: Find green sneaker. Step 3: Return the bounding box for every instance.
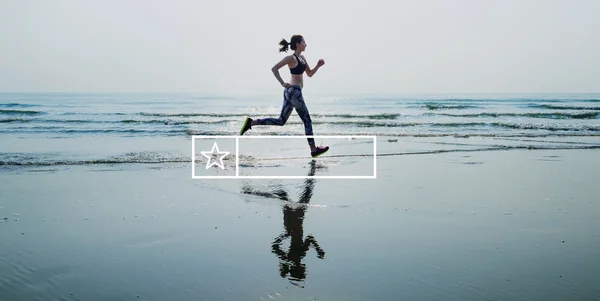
[240,117,252,135]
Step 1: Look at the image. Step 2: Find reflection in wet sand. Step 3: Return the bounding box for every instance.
[241,160,325,287]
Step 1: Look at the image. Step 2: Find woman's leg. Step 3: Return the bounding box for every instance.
[287,87,316,148]
[241,86,329,157]
[254,89,294,126]
[240,89,294,135]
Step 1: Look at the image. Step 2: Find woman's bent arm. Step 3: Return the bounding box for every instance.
[272,56,293,87]
[303,57,325,77]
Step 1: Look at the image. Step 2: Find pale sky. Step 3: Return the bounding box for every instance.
[1,0,599,95]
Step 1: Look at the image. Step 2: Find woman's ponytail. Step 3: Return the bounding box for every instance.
[278,35,303,52]
[278,38,289,52]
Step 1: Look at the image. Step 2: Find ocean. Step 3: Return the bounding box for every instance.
[1,92,599,300]
[1,92,599,167]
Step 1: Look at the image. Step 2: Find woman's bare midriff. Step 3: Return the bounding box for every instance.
[289,74,303,88]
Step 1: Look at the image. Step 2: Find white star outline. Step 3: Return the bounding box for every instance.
[200,142,230,170]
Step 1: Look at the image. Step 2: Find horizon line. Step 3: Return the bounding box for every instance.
[1,91,599,95]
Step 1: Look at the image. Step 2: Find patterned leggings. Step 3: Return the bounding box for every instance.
[254,86,315,146]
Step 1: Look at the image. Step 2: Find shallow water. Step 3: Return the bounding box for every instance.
[1,148,600,300]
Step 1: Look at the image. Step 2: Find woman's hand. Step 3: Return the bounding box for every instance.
[282,82,291,88]
[316,59,325,67]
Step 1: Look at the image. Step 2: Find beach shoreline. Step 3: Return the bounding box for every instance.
[1,145,599,300]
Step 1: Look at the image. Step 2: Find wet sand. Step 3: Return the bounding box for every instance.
[1,143,599,300]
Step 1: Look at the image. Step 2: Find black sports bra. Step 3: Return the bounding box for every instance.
[289,54,306,75]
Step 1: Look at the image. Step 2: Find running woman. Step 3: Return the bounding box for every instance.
[239,34,329,158]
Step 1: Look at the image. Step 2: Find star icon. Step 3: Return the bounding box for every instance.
[200,142,230,170]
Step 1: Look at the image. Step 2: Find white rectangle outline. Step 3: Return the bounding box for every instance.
[191,135,377,179]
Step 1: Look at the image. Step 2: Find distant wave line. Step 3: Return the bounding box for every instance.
[3,144,599,167]
[138,112,402,119]
[429,112,599,119]
[0,109,44,115]
[0,103,39,108]
[3,110,599,122]
[185,130,600,138]
[8,121,586,131]
[528,104,600,111]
